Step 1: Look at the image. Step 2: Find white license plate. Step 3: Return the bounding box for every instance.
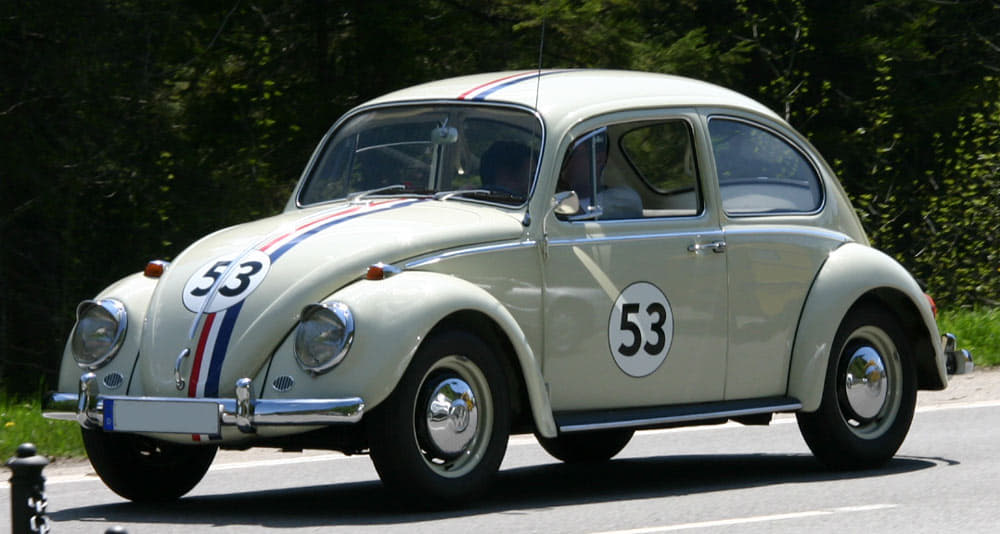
[104,398,221,435]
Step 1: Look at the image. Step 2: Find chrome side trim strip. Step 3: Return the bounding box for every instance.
[558,401,803,433]
[405,240,537,269]
[548,230,721,247]
[723,225,851,243]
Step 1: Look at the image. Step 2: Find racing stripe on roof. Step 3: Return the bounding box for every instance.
[457,70,569,101]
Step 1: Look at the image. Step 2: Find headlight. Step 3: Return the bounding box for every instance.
[71,299,127,369]
[294,302,355,374]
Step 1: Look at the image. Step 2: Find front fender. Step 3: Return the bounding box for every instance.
[55,272,156,394]
[789,243,946,412]
[262,270,557,437]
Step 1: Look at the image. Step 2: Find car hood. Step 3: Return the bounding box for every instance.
[135,198,525,398]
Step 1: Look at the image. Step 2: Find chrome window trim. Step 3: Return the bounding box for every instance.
[294,100,547,211]
[707,115,827,218]
[405,239,537,269]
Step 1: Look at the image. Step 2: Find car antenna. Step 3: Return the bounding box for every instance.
[534,6,546,111]
[525,7,546,228]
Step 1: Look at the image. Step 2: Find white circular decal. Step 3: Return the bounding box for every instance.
[608,282,674,378]
[182,250,271,313]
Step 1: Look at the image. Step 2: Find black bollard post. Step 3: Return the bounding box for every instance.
[5,443,50,534]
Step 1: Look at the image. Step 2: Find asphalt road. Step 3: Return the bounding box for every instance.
[5,373,999,533]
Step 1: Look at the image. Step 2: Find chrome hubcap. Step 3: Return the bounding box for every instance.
[844,346,888,420]
[425,377,479,457]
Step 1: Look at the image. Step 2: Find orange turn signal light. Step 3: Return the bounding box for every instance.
[366,265,385,280]
[366,262,400,281]
[924,293,938,317]
[144,260,169,278]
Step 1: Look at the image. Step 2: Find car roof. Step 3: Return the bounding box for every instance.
[360,69,784,127]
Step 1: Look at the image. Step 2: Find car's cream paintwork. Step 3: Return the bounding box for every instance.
[51,70,949,448]
[721,225,850,399]
[789,242,947,411]
[130,201,525,399]
[262,270,558,438]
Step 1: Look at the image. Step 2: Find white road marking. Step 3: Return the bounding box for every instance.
[588,504,897,534]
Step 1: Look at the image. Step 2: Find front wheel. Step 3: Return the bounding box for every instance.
[82,429,217,501]
[796,306,916,469]
[366,330,510,505]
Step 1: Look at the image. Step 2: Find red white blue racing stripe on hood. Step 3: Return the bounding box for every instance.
[185,199,423,439]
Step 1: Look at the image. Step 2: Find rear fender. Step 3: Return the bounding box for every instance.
[789,243,946,412]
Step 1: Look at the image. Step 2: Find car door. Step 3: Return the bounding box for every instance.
[542,112,729,412]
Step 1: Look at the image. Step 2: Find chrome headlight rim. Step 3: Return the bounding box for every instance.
[294,301,355,375]
[71,298,128,370]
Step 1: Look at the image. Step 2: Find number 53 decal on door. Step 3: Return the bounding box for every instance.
[608,282,674,377]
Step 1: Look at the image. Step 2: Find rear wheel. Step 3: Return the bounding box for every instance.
[82,429,217,501]
[366,330,510,505]
[536,428,634,463]
[796,306,916,469]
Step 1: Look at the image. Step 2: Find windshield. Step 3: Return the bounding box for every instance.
[298,104,543,207]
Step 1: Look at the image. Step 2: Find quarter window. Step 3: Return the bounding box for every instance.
[708,118,822,214]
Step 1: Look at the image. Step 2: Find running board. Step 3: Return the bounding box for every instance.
[555,396,802,433]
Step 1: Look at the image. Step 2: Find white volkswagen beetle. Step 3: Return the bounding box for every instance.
[45,70,972,504]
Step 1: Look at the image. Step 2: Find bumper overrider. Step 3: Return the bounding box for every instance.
[43,373,364,436]
[943,333,974,375]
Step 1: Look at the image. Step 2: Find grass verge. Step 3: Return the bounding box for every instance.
[1,392,84,461]
[937,307,1000,367]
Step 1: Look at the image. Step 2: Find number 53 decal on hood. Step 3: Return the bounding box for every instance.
[182,250,272,313]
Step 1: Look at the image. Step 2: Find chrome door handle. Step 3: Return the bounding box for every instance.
[688,240,727,254]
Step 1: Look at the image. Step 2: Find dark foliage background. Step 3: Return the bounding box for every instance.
[1,0,997,394]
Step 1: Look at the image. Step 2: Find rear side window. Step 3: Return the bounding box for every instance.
[708,118,822,215]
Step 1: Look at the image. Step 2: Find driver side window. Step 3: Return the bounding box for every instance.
[557,119,701,220]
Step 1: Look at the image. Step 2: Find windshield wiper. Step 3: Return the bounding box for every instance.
[348,185,436,203]
[434,188,525,204]
[434,189,491,201]
[348,184,407,203]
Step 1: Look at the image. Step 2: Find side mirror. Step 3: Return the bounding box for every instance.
[553,190,580,216]
[553,190,603,221]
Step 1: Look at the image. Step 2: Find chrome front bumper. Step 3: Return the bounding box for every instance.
[43,373,364,435]
[943,333,974,375]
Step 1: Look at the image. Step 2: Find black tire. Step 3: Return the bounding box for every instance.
[536,428,634,463]
[82,428,217,501]
[796,306,917,470]
[366,330,510,504]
